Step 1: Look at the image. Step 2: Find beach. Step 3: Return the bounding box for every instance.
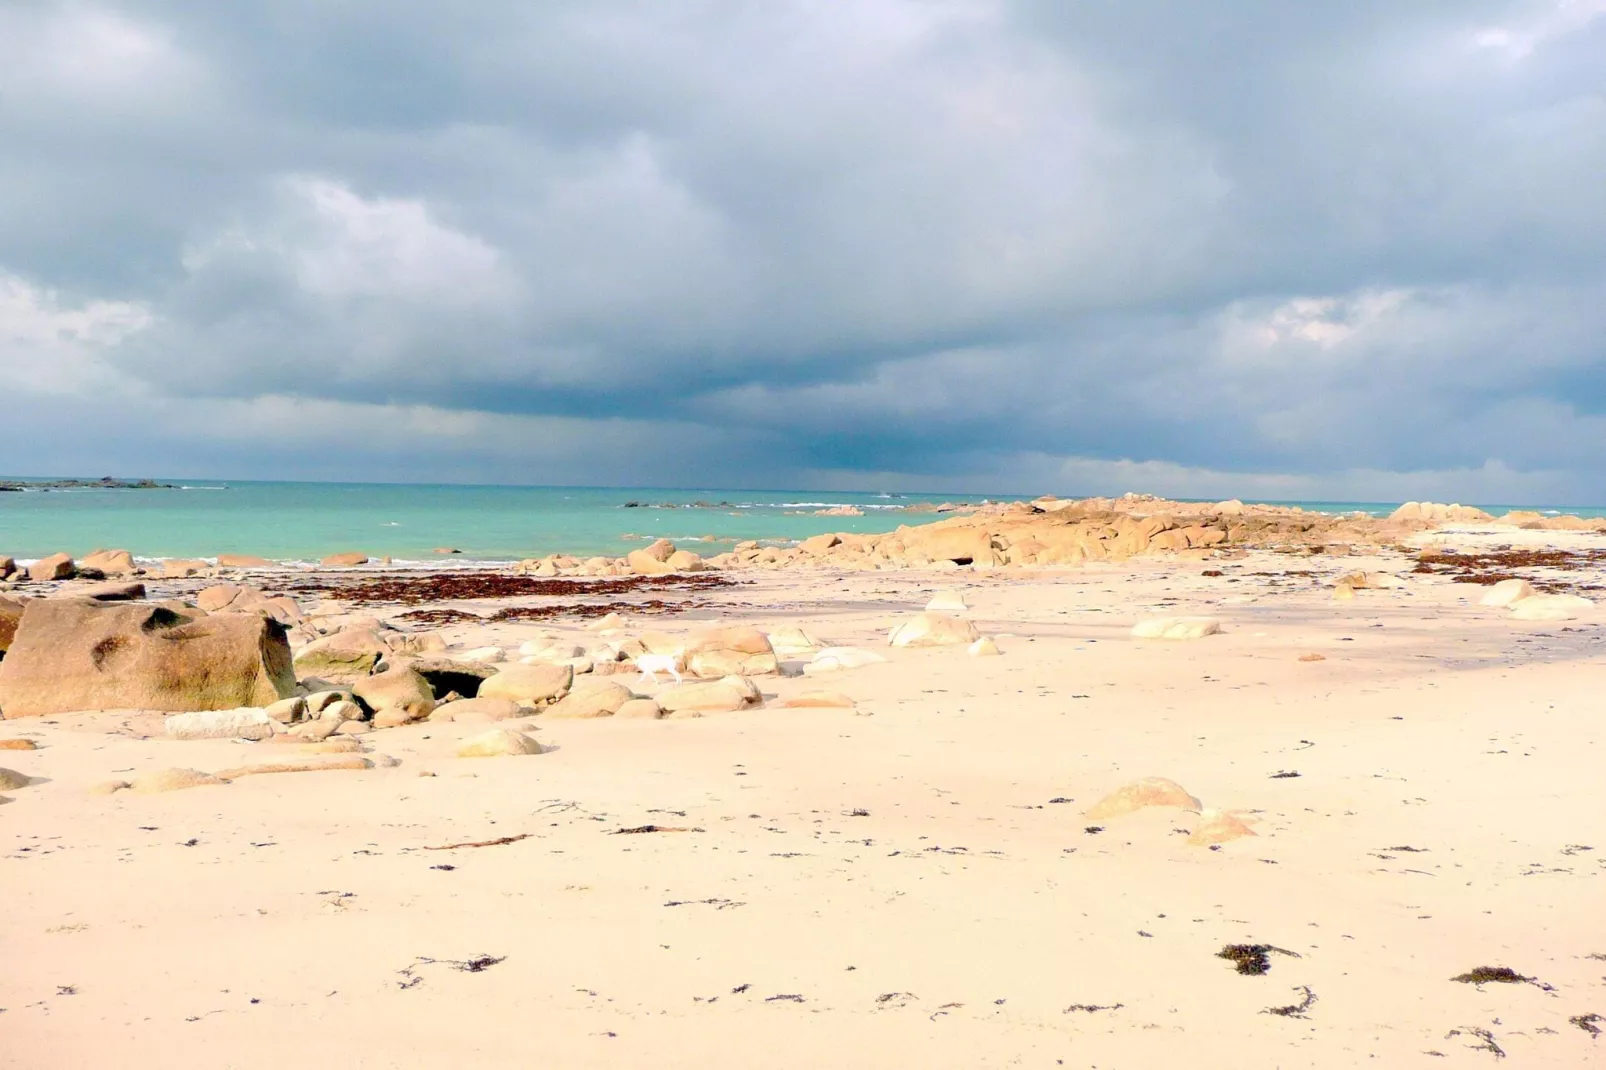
[2,500,1604,1067]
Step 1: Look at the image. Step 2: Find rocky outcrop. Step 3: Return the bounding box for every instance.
[217,554,273,568]
[0,599,296,718]
[321,552,369,567]
[165,707,278,740]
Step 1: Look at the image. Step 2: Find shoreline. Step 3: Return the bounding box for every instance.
[4,497,1605,1066]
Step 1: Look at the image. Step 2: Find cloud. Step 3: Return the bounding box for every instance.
[0,0,1603,502]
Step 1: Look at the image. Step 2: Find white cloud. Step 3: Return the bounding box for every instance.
[0,272,152,394]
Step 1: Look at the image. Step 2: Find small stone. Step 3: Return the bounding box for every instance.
[0,767,32,790]
[1480,578,1536,607]
[887,612,980,648]
[967,636,1001,657]
[924,590,968,613]
[0,739,38,751]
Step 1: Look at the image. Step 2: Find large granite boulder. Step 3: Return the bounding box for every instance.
[684,626,779,678]
[27,552,75,582]
[0,598,296,717]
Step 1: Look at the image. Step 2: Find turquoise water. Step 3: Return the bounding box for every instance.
[2,481,1601,565]
[0,481,976,564]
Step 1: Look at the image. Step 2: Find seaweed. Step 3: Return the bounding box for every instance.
[1217,944,1300,975]
[1451,967,1531,986]
[1264,985,1317,1017]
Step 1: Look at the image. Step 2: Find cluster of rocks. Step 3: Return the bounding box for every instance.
[513,537,710,578]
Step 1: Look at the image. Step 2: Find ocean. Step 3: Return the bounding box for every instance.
[1,480,1600,566]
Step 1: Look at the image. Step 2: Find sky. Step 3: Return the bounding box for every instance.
[1,1,1604,502]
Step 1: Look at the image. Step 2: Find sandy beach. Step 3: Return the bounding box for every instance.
[3,508,1604,1068]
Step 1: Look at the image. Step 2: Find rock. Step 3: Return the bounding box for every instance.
[0,767,31,790]
[197,584,245,612]
[216,554,273,568]
[161,558,211,579]
[477,663,574,706]
[321,552,369,567]
[1509,593,1593,621]
[800,533,841,555]
[129,768,226,794]
[781,690,855,708]
[333,719,371,735]
[924,590,968,613]
[656,675,762,714]
[0,594,24,654]
[298,737,365,753]
[292,630,388,682]
[165,707,277,741]
[0,738,37,750]
[888,612,980,648]
[321,700,364,722]
[1333,580,1356,601]
[613,698,663,719]
[1086,777,1202,820]
[545,680,634,719]
[1187,809,1257,846]
[684,626,779,678]
[803,647,887,673]
[766,625,820,656]
[215,756,371,779]
[1480,579,1536,607]
[388,632,447,656]
[1130,617,1222,640]
[458,646,506,663]
[1337,571,1404,590]
[665,549,706,572]
[640,538,677,562]
[352,667,436,725]
[433,547,462,555]
[0,599,296,718]
[292,718,339,742]
[967,636,1001,657]
[427,697,524,723]
[27,552,76,582]
[627,549,674,576]
[456,729,545,757]
[266,695,309,723]
[402,657,498,698]
[305,690,355,716]
[82,549,136,575]
[77,581,146,601]
[0,556,14,579]
[586,612,627,632]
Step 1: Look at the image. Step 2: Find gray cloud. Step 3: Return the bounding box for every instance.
[1,0,1604,500]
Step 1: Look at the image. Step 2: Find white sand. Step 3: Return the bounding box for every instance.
[3,548,1604,1067]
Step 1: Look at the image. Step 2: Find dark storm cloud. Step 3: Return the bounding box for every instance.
[1,0,1603,498]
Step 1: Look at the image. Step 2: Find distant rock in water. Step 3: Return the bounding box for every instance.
[0,477,178,491]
